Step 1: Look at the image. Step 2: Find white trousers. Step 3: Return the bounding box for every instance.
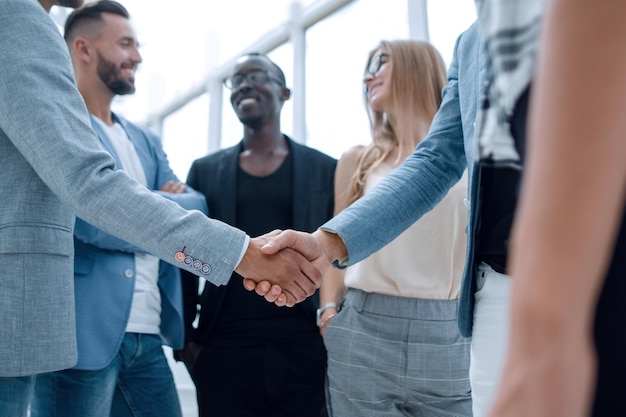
[469,263,511,417]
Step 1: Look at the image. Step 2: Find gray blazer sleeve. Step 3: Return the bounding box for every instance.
[0,0,245,285]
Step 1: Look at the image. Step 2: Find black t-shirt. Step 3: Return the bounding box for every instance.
[592,206,626,416]
[476,87,530,274]
[209,153,318,345]
[477,166,520,273]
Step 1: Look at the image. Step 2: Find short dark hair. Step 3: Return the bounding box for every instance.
[239,52,286,86]
[64,0,130,42]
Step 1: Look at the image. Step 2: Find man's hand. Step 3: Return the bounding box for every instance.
[235,232,323,307]
[242,229,347,305]
[176,341,203,376]
[160,180,186,193]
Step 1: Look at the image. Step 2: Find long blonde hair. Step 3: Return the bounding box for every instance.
[348,40,447,203]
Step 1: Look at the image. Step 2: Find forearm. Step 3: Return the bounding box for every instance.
[319,267,346,306]
[318,266,346,333]
[323,131,465,267]
[312,229,348,266]
[512,0,626,342]
[491,1,626,416]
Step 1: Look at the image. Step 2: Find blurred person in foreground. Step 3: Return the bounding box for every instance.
[474,0,626,416]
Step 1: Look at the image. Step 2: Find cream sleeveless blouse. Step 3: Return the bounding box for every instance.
[344,164,469,299]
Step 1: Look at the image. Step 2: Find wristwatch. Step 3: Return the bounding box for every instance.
[316,302,338,326]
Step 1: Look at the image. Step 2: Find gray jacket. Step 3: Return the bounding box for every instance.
[0,0,245,377]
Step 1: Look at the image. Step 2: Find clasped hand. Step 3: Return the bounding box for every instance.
[235,229,338,307]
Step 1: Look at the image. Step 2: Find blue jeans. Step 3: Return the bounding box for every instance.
[0,375,35,417]
[31,333,182,417]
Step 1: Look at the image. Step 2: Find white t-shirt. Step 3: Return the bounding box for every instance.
[93,117,161,335]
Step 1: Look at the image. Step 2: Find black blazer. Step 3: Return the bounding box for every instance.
[181,136,336,343]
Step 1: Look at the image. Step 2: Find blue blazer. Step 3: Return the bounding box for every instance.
[324,23,486,338]
[72,114,208,370]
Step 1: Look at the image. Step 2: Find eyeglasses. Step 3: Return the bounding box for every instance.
[365,52,390,76]
[224,69,284,89]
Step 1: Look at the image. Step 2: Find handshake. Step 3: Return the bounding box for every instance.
[234,229,347,307]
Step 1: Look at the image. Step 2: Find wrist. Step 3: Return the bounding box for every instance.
[316,301,339,326]
[314,229,347,265]
[318,312,338,330]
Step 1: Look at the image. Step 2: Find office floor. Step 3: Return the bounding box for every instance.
[164,347,198,417]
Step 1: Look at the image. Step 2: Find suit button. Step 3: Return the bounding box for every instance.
[124,269,134,278]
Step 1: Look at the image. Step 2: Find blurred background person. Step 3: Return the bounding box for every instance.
[177,53,336,417]
[318,39,470,417]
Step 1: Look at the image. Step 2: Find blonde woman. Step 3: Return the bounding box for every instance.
[318,40,471,416]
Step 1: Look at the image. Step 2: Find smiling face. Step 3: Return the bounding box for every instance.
[228,56,290,129]
[91,12,142,96]
[363,48,392,113]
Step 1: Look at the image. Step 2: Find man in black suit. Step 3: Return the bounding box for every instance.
[176,53,335,417]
